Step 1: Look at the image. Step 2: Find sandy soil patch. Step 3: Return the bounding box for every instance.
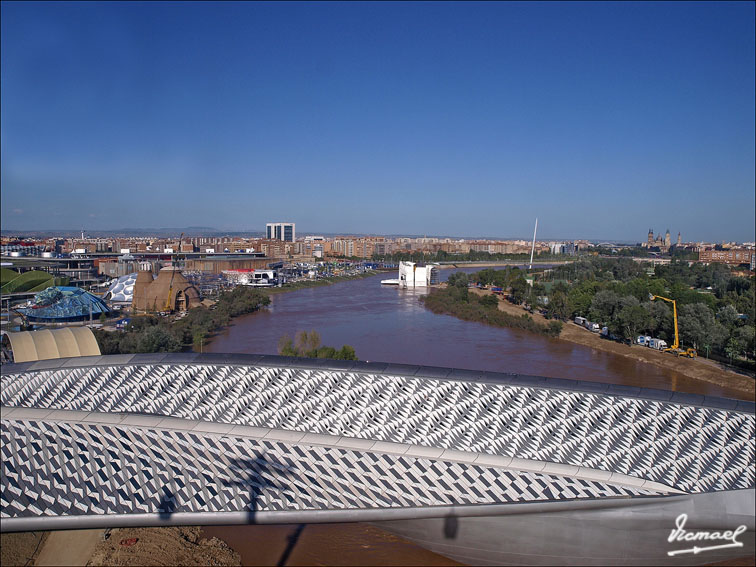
[87,526,240,566]
[36,529,103,566]
[0,532,48,566]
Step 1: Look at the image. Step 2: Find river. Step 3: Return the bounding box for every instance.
[206,268,737,397]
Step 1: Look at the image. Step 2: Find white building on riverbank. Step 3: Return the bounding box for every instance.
[398,261,439,288]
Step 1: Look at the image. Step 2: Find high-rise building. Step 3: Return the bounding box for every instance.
[266,222,295,242]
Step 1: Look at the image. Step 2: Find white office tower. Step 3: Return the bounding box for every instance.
[398,261,439,288]
[266,222,296,242]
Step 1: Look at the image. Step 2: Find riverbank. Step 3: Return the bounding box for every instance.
[264,270,382,295]
[468,287,755,398]
[422,285,563,338]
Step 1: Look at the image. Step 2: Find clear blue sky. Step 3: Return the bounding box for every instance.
[2,1,754,242]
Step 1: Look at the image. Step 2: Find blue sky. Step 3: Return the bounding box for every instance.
[2,1,754,242]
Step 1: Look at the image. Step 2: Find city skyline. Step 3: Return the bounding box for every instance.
[0,224,729,245]
[2,2,754,241]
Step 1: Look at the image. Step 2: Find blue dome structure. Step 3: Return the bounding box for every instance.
[16,286,110,322]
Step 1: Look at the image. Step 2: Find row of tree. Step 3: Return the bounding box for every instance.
[93,286,271,354]
[424,272,563,337]
[466,257,754,363]
[371,249,569,264]
[277,330,358,360]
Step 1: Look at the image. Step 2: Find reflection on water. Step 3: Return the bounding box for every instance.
[208,270,738,397]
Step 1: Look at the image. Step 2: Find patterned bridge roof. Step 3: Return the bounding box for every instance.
[1,354,754,531]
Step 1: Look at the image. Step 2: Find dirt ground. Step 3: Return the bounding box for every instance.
[86,526,240,566]
[202,523,462,566]
[468,287,755,399]
[0,524,457,567]
[0,532,48,566]
[36,529,103,566]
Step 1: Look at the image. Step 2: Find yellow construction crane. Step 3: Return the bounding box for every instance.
[649,294,697,358]
[164,232,184,312]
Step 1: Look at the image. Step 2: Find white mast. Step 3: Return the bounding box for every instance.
[529,218,538,269]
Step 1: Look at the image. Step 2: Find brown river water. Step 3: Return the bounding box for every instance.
[203,269,747,565]
[207,269,736,397]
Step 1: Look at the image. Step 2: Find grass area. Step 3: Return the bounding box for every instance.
[0,269,68,294]
[0,267,20,284]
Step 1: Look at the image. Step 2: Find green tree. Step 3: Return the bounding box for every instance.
[716,305,739,331]
[566,281,599,318]
[616,304,652,344]
[126,316,159,332]
[278,331,358,360]
[546,290,570,320]
[335,345,358,360]
[528,282,547,308]
[118,331,139,353]
[678,303,727,350]
[447,272,469,288]
[589,290,621,325]
[136,326,182,353]
[724,337,740,365]
[193,330,207,352]
[479,294,499,308]
[551,281,569,295]
[732,325,755,359]
[547,320,564,336]
[509,276,529,305]
[92,329,122,355]
[476,269,498,286]
[295,330,322,356]
[278,335,298,356]
[315,346,337,359]
[647,300,672,340]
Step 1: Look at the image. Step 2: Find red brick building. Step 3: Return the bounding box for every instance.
[699,248,754,267]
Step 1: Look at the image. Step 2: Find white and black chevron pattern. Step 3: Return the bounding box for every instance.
[0,418,660,520]
[1,364,753,493]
